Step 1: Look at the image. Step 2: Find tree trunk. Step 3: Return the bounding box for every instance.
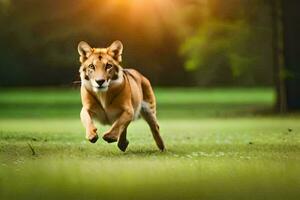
[281,0,300,111]
[271,0,287,113]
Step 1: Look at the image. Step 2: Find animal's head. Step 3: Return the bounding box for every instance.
[78,40,123,92]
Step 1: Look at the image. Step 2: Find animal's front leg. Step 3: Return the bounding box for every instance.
[102,109,133,143]
[80,107,98,143]
[118,128,129,152]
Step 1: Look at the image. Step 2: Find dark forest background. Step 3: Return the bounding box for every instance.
[0,0,273,87]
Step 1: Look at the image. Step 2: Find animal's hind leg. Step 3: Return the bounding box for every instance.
[117,128,129,152]
[141,103,165,151]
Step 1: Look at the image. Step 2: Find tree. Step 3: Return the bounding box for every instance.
[281,0,300,111]
[271,0,286,112]
[272,0,300,111]
[179,0,273,86]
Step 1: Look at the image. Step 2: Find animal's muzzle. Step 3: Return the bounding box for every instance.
[96,79,105,87]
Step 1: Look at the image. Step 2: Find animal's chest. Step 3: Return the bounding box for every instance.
[94,95,122,125]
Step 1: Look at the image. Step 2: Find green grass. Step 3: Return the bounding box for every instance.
[0,87,274,118]
[0,88,299,200]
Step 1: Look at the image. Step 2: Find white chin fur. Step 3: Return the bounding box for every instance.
[93,86,108,92]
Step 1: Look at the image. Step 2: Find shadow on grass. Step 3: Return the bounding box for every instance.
[124,149,164,155]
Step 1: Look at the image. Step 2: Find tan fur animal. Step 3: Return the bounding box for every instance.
[77,40,165,152]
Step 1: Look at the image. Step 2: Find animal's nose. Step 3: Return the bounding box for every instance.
[96,79,105,86]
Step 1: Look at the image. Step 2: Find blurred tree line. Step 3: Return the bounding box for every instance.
[0,0,273,87]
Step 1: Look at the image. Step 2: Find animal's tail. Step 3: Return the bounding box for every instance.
[141,76,157,116]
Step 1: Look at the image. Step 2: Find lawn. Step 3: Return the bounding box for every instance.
[0,88,299,200]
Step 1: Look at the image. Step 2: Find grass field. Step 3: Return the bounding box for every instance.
[0,88,299,200]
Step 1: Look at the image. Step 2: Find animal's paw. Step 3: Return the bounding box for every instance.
[118,140,129,152]
[86,128,98,143]
[88,134,99,143]
[102,132,118,143]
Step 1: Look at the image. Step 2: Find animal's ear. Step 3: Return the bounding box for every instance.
[78,41,92,63]
[108,40,123,62]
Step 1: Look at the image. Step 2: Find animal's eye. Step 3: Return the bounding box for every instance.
[88,64,95,70]
[105,63,113,70]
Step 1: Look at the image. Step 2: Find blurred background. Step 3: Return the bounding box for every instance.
[0,0,299,112]
[1,2,300,199]
[0,0,274,86]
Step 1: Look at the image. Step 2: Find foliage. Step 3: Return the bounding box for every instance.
[0,0,274,86]
[179,0,273,86]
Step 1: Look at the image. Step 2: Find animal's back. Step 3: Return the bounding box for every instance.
[124,69,157,116]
